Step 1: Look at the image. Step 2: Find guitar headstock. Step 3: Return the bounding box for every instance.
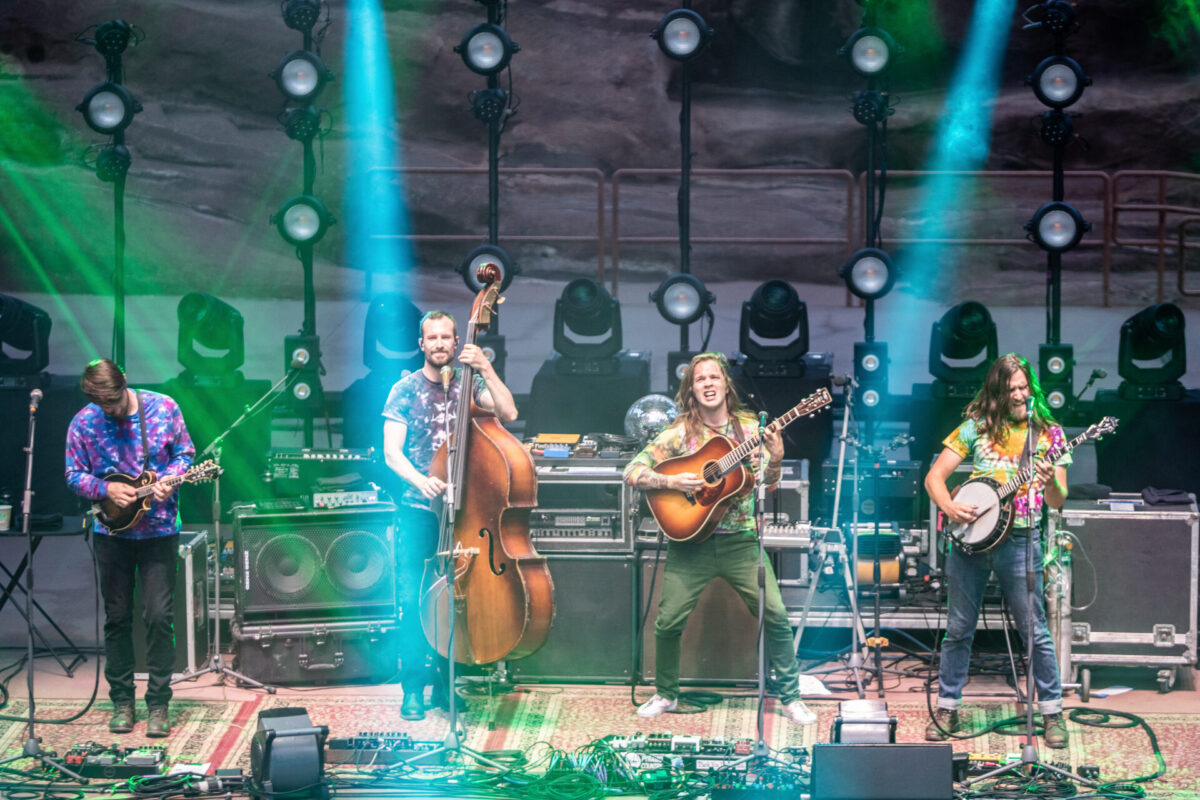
[803,387,833,416]
[1085,416,1119,441]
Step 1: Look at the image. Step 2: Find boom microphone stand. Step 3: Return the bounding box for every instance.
[171,373,305,693]
[0,390,88,783]
[969,398,1093,789]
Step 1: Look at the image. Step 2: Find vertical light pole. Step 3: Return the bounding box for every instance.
[77,20,141,368]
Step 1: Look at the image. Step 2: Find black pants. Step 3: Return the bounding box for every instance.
[396,505,442,696]
[93,532,178,708]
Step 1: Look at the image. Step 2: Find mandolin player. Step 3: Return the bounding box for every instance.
[65,358,194,739]
[923,353,1070,749]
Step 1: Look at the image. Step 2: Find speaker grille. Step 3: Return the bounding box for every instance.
[235,508,397,621]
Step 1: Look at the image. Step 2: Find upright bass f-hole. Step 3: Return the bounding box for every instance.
[478,528,507,576]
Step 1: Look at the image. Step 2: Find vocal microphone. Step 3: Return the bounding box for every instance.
[441,365,453,392]
[1093,368,1107,379]
[1026,395,1035,411]
[831,374,855,387]
[29,388,43,412]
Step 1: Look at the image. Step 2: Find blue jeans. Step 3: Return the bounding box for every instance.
[396,504,441,695]
[936,531,1062,714]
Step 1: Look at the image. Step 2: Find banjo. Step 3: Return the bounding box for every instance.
[945,416,1119,555]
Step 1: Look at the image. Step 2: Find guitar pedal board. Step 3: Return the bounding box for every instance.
[326,732,444,765]
[63,742,166,779]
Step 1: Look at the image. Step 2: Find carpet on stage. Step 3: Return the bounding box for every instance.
[1,689,1194,797]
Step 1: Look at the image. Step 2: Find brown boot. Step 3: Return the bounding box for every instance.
[108,703,136,734]
[146,706,171,738]
[924,708,960,741]
[1042,713,1069,749]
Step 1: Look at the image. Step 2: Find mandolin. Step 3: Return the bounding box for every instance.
[93,460,222,533]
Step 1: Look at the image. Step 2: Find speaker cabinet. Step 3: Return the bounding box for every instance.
[508,554,635,683]
[639,551,760,684]
[233,506,396,622]
[811,743,954,800]
[133,530,209,674]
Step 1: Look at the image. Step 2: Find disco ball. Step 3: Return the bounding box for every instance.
[624,394,679,444]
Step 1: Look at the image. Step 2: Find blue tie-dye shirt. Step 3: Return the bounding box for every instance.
[65,390,195,539]
[381,368,486,510]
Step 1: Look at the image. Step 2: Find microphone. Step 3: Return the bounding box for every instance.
[831,374,855,387]
[440,365,452,392]
[1093,368,1107,379]
[29,388,43,413]
[1025,396,1035,411]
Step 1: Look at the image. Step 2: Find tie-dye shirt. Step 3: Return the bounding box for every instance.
[381,368,486,510]
[942,417,1071,529]
[624,411,776,537]
[65,390,195,539]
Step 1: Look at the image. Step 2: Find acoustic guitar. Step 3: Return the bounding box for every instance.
[645,389,832,543]
[93,460,222,533]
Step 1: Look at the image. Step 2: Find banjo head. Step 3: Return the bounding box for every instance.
[949,479,1003,548]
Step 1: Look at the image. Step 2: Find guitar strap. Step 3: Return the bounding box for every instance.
[136,390,150,474]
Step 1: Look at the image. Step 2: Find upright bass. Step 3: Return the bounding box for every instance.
[420,264,555,664]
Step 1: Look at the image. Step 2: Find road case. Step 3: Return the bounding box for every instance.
[1061,494,1198,696]
[231,617,399,685]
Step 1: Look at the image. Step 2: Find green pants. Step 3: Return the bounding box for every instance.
[652,533,802,703]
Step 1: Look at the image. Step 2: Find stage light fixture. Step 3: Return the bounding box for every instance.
[1026,201,1089,253]
[1038,109,1074,147]
[739,280,808,374]
[248,708,328,800]
[651,9,714,61]
[362,292,423,374]
[1118,302,1186,400]
[840,247,895,300]
[285,333,324,406]
[851,89,891,126]
[470,88,508,123]
[282,106,323,142]
[92,19,134,56]
[273,195,333,246]
[282,0,322,32]
[77,82,141,135]
[553,278,623,367]
[1028,0,1078,37]
[1029,55,1089,109]
[854,341,888,413]
[95,144,132,182]
[456,23,518,75]
[841,27,895,77]
[1038,342,1074,411]
[177,292,245,377]
[0,294,51,377]
[459,244,518,293]
[651,273,714,326]
[929,301,998,392]
[272,50,332,102]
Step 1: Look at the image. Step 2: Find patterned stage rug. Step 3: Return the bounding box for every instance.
[0,699,246,769]
[4,692,1195,797]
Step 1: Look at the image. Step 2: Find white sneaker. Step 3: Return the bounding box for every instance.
[781,699,817,725]
[636,694,678,718]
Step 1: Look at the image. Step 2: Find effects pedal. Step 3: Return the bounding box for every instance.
[326,732,444,765]
[64,743,166,779]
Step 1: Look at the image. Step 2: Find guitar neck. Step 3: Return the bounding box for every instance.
[714,404,805,475]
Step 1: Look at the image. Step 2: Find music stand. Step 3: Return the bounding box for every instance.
[170,376,297,693]
[0,394,87,783]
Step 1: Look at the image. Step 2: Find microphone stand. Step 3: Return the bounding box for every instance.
[0,393,88,783]
[731,411,773,765]
[969,399,1094,789]
[170,371,304,692]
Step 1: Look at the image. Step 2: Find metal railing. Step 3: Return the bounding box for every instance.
[377,166,1198,305]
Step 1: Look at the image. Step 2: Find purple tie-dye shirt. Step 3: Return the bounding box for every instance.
[381,368,486,510]
[65,390,195,539]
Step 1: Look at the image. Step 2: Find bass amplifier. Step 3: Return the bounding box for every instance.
[531,509,624,549]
